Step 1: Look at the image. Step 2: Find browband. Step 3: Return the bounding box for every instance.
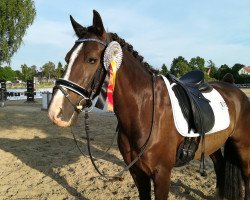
[75,38,107,46]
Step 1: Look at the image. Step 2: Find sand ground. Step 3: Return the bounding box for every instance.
[0,99,231,200]
[241,88,250,97]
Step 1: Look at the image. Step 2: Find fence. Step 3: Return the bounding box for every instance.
[0,80,6,107]
[0,79,53,109]
[6,89,52,98]
[26,80,35,102]
[236,84,250,88]
[0,80,7,101]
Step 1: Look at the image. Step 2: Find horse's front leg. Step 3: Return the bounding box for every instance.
[129,167,151,200]
[152,166,172,200]
[117,132,151,199]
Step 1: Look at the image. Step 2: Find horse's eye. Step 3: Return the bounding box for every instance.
[87,58,97,64]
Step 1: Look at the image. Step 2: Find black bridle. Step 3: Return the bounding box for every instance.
[53,38,107,112]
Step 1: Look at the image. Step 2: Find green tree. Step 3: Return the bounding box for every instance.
[55,62,65,79]
[217,64,231,80]
[15,70,22,80]
[170,56,191,77]
[240,74,250,84]
[231,63,244,83]
[209,66,218,79]
[41,61,56,79]
[160,64,169,76]
[21,64,31,80]
[30,65,37,77]
[177,61,191,76]
[0,0,36,64]
[189,56,206,72]
[0,66,16,81]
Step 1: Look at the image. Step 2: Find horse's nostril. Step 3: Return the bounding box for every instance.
[56,108,62,118]
[57,108,62,116]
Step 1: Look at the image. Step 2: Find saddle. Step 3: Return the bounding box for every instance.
[167,70,215,167]
[169,70,214,135]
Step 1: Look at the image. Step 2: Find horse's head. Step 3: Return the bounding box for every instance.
[48,10,108,127]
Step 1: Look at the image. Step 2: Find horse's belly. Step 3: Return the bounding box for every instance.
[194,130,231,159]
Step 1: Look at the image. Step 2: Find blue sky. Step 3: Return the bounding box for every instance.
[11,0,250,70]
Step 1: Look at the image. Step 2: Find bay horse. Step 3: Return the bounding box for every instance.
[48,10,250,200]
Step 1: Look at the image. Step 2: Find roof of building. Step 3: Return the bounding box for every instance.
[243,66,250,73]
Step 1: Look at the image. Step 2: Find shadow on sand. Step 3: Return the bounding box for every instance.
[0,104,124,199]
[0,136,124,200]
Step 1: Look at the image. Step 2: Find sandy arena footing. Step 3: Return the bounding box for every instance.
[0,99,225,200]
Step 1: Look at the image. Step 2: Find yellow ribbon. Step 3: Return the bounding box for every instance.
[107,60,118,112]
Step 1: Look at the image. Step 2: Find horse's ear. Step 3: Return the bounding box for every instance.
[70,15,86,38]
[93,10,105,36]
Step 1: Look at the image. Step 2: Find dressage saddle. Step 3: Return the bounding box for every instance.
[167,70,215,167]
[169,70,214,135]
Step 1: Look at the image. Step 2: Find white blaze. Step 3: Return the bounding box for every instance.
[64,43,84,80]
[48,43,84,125]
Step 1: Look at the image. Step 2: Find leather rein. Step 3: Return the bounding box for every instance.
[54,38,156,180]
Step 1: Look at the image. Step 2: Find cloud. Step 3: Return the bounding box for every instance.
[97,2,250,68]
[23,17,74,47]
[12,0,250,70]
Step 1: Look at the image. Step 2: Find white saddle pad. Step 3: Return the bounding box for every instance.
[161,75,230,137]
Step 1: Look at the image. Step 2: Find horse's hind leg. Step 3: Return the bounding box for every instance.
[243,176,250,200]
[231,122,250,199]
[223,135,250,200]
[234,141,250,200]
[209,149,225,199]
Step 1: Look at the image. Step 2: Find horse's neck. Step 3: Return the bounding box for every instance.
[114,51,153,134]
[115,51,152,100]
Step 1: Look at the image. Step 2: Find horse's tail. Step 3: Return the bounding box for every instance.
[221,73,235,84]
[219,139,243,199]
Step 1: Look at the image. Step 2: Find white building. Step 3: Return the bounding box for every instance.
[239,66,250,75]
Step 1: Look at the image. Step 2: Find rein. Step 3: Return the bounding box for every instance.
[54,37,156,180]
[70,116,118,161]
[84,74,156,181]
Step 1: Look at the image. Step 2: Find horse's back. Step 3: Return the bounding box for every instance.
[210,81,250,138]
[193,81,250,158]
[211,81,250,120]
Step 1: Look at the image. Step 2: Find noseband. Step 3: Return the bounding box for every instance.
[54,38,107,112]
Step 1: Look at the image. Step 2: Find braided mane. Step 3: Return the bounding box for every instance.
[69,26,159,74]
[109,33,159,74]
